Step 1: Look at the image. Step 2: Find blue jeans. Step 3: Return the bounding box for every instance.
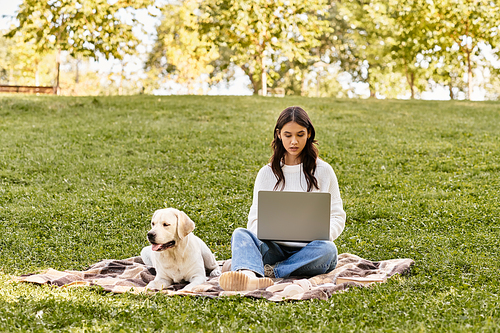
[230,228,338,278]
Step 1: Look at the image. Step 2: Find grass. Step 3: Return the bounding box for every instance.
[0,94,499,332]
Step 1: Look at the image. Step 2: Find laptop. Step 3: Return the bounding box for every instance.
[257,191,331,242]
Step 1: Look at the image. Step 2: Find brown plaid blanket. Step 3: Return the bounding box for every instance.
[14,253,414,301]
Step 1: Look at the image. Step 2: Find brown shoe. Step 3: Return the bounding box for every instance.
[219,271,273,291]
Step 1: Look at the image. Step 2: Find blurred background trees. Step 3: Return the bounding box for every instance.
[1,0,499,99]
[3,0,154,94]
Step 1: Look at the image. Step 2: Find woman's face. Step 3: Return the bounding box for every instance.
[278,121,310,165]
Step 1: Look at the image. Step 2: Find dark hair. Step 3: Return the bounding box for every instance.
[270,106,319,192]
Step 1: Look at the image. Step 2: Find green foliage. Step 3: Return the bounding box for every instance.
[320,0,391,97]
[332,0,434,99]
[0,33,18,84]
[384,0,437,98]
[145,0,220,94]
[318,0,500,99]
[0,95,500,331]
[0,32,55,86]
[3,0,500,99]
[433,0,500,99]
[6,0,154,60]
[4,0,156,94]
[199,0,331,94]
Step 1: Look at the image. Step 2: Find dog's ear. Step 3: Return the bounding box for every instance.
[175,210,195,239]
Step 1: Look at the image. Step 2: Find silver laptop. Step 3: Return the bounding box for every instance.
[257,191,331,242]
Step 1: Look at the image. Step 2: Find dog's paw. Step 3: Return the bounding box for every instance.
[146,279,170,291]
[209,268,222,277]
[146,281,161,291]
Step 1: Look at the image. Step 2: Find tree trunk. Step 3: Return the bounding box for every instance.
[449,75,454,100]
[261,53,267,96]
[35,64,39,86]
[467,50,472,100]
[300,70,307,96]
[366,70,376,98]
[242,65,259,95]
[251,78,259,95]
[410,72,415,99]
[75,58,80,84]
[316,73,320,98]
[54,49,61,95]
[403,62,415,99]
[118,63,124,96]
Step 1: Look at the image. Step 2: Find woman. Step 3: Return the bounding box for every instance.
[219,106,346,291]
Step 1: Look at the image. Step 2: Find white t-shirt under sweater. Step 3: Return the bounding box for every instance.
[247,159,346,248]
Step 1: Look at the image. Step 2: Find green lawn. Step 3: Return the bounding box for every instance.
[0,95,499,332]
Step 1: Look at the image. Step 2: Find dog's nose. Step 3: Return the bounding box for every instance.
[147,231,156,243]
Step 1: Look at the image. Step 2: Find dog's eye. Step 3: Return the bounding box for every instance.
[163,223,170,227]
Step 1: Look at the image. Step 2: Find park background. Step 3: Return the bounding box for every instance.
[1,1,500,332]
[1,0,500,100]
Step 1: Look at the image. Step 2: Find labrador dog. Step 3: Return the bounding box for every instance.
[145,208,221,291]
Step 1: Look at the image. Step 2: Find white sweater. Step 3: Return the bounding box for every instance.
[247,159,346,247]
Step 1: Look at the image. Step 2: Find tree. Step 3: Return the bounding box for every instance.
[0,31,55,86]
[0,33,17,84]
[199,0,331,94]
[484,64,500,100]
[430,46,468,99]
[6,0,154,94]
[145,0,220,94]
[434,0,500,99]
[264,2,348,97]
[329,1,366,96]
[327,0,396,98]
[382,0,438,99]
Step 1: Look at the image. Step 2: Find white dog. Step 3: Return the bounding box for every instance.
[143,208,221,291]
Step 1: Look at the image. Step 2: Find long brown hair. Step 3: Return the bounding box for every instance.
[270,106,319,192]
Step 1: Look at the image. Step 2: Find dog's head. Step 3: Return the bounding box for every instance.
[147,208,195,252]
